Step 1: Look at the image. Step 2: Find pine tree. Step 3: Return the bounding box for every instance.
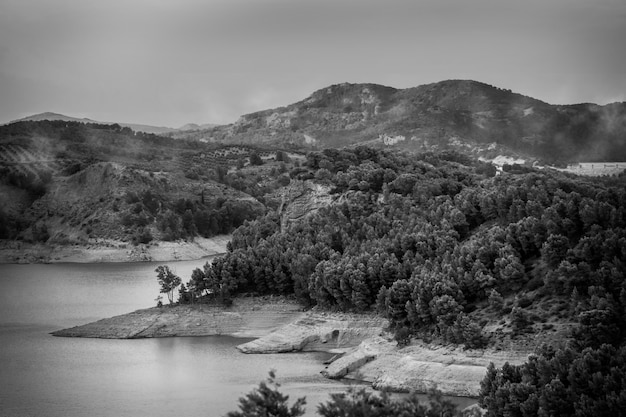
[225,371,305,417]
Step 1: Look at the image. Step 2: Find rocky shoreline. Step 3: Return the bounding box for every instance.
[52,297,529,398]
[0,235,231,264]
[51,297,306,339]
[322,337,529,397]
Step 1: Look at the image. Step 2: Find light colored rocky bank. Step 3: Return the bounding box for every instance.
[53,298,529,398]
[321,337,529,397]
[236,310,388,353]
[0,235,231,264]
[236,310,528,397]
[52,297,305,338]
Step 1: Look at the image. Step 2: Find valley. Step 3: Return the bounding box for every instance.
[2,79,626,416]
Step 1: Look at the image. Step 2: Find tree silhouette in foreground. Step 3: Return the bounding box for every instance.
[318,387,461,417]
[225,370,306,417]
[225,372,468,417]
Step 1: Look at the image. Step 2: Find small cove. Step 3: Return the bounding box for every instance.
[0,259,350,417]
[0,259,476,416]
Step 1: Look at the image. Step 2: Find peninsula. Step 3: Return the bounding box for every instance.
[53,296,530,398]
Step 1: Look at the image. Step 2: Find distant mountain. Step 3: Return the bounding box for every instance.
[173,80,626,164]
[118,122,176,135]
[9,112,178,135]
[177,123,218,131]
[10,112,99,124]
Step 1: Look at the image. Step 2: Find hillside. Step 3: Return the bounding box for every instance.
[8,112,185,135]
[172,80,626,164]
[44,144,626,412]
[8,112,100,124]
[0,120,305,256]
[158,146,626,413]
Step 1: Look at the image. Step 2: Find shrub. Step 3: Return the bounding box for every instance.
[225,371,305,417]
[394,326,411,347]
[133,228,153,245]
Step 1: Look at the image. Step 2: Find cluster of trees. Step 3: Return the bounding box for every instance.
[155,146,626,414]
[479,344,626,416]
[0,167,53,239]
[0,167,51,198]
[0,120,303,244]
[0,120,210,155]
[172,147,626,346]
[225,371,472,417]
[121,189,264,243]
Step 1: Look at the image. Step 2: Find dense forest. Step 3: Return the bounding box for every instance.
[176,146,626,416]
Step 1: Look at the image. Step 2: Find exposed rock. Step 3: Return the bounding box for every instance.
[52,297,529,399]
[236,311,388,353]
[175,80,626,164]
[52,297,305,339]
[322,337,393,379]
[278,180,334,231]
[327,338,530,397]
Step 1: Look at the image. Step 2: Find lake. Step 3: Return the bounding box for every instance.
[0,259,354,417]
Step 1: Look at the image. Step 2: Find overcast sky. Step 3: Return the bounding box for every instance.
[1,0,625,127]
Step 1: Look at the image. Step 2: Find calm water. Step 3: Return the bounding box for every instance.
[0,259,352,417]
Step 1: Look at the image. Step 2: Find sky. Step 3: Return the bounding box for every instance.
[1,0,625,128]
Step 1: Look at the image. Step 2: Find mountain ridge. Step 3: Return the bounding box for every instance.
[173,79,626,164]
[7,112,218,135]
[7,79,626,163]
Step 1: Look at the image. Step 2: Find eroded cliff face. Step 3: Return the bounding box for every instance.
[53,296,529,398]
[323,337,529,397]
[236,311,388,353]
[278,180,334,232]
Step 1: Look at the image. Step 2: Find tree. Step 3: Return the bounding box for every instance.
[216,165,228,181]
[318,386,459,417]
[385,279,413,325]
[225,370,306,417]
[155,265,182,305]
[249,151,264,166]
[275,150,289,162]
[479,345,626,417]
[541,234,570,267]
[488,289,504,311]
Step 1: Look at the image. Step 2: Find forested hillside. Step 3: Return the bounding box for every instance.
[0,120,301,245]
[182,146,626,415]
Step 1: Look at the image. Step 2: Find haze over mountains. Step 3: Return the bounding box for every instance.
[7,112,215,135]
[172,79,626,164]
[8,80,626,164]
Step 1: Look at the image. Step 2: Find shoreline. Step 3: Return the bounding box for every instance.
[0,235,231,264]
[51,296,306,339]
[52,297,529,398]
